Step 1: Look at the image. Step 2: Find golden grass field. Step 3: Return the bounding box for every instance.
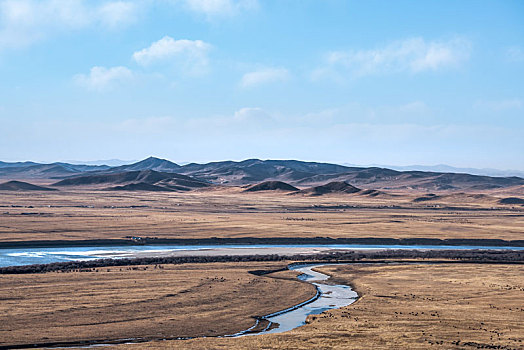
[3,261,521,349]
[0,261,315,348]
[1,189,523,349]
[122,263,524,350]
[0,189,523,242]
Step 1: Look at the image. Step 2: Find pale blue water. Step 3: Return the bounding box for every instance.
[257,264,358,335]
[0,244,523,267]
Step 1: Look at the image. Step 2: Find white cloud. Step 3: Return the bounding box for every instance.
[98,1,137,28]
[0,0,137,50]
[291,101,433,127]
[314,37,471,79]
[185,107,274,131]
[506,46,524,62]
[133,36,212,74]
[182,0,258,17]
[240,67,289,88]
[233,107,272,122]
[74,66,133,91]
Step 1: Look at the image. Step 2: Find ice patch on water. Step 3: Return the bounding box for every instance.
[7,252,47,258]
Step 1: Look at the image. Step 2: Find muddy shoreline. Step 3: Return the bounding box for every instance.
[1,236,524,249]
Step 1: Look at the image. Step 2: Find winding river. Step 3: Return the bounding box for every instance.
[248,264,358,335]
[1,244,521,347]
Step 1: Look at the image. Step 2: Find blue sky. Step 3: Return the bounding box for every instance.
[0,0,523,169]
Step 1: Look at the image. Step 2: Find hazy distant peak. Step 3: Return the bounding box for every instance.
[64,159,136,167]
[348,164,524,178]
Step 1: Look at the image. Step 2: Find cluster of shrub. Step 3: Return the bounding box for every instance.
[1,249,522,274]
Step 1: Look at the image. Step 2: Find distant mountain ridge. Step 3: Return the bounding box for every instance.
[1,156,524,192]
[107,156,181,173]
[345,163,524,178]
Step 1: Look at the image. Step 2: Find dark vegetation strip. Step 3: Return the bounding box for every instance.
[1,250,523,274]
[1,237,524,249]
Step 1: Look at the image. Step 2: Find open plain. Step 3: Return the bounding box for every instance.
[0,261,315,348]
[1,261,523,349]
[0,189,523,244]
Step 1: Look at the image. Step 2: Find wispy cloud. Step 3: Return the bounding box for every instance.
[474,98,523,111]
[133,36,212,74]
[506,46,524,62]
[182,0,258,18]
[0,0,138,50]
[233,107,272,122]
[98,1,137,29]
[239,67,289,88]
[74,66,133,91]
[313,37,472,80]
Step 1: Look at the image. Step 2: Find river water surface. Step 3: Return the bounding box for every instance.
[251,264,358,335]
[1,244,523,267]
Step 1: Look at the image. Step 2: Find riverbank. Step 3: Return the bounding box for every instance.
[0,261,316,349]
[120,263,524,350]
[2,259,523,349]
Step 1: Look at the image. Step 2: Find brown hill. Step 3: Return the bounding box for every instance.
[0,180,57,191]
[413,193,441,202]
[105,183,175,192]
[2,157,524,193]
[244,181,299,192]
[0,162,108,180]
[177,159,353,185]
[297,181,361,196]
[296,169,524,192]
[105,156,181,173]
[358,189,389,197]
[499,197,524,205]
[53,170,210,191]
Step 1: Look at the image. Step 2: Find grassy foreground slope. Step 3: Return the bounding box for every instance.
[0,262,314,348]
[128,264,524,350]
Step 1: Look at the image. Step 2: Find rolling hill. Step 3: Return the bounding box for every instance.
[52,170,210,191]
[296,181,361,196]
[243,181,299,192]
[499,197,524,205]
[0,180,57,191]
[107,156,181,173]
[2,157,524,192]
[0,162,108,179]
[177,159,354,185]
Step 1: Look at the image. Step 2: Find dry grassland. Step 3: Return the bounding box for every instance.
[0,261,314,348]
[0,190,523,242]
[131,263,524,350]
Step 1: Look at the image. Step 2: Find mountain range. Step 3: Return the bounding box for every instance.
[1,156,523,193]
[345,163,524,178]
